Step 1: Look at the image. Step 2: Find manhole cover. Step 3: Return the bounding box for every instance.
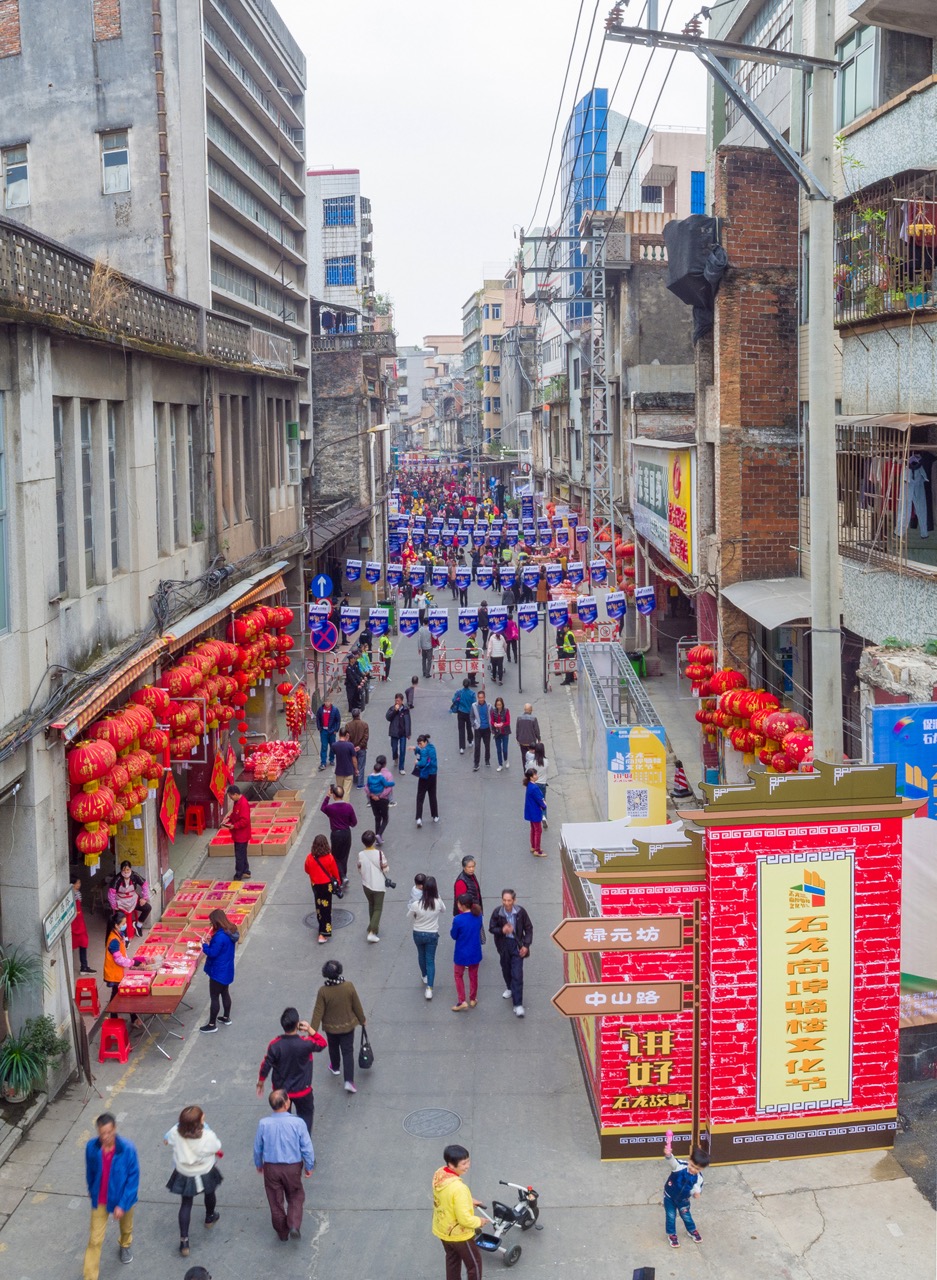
[303,909,354,931]
[403,1108,462,1139]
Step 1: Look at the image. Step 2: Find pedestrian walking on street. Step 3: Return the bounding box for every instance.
[408,875,446,1001]
[489,889,533,1017]
[314,698,341,771]
[504,613,519,664]
[319,786,357,886]
[219,786,252,881]
[470,690,492,770]
[307,959,367,1093]
[453,857,484,936]
[199,910,239,1033]
[256,1008,327,1136]
[366,754,395,838]
[417,620,435,677]
[357,829,390,942]
[477,600,489,649]
[386,691,412,772]
[413,733,439,826]
[486,629,507,685]
[333,727,358,799]
[345,708,369,789]
[662,1139,709,1248]
[523,768,548,857]
[82,1112,140,1280]
[252,1089,314,1243]
[490,697,511,770]
[379,631,394,680]
[304,834,342,943]
[452,678,476,753]
[431,1144,486,1280]
[164,1106,223,1258]
[71,872,95,974]
[344,652,366,713]
[405,675,419,709]
[450,895,483,1011]
[523,741,548,778]
[464,632,479,687]
[514,703,541,771]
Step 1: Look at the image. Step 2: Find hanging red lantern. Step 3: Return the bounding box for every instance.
[87,714,135,753]
[688,644,715,665]
[160,666,203,697]
[108,761,130,793]
[276,681,293,697]
[238,735,248,746]
[69,786,115,830]
[141,727,170,754]
[782,729,814,763]
[276,657,291,673]
[68,740,118,791]
[75,827,110,856]
[770,751,795,774]
[709,669,747,694]
[131,685,170,717]
[277,634,295,652]
[763,710,808,742]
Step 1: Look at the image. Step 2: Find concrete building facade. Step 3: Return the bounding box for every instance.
[307,168,376,334]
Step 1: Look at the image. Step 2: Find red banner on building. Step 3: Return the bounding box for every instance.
[160,771,181,843]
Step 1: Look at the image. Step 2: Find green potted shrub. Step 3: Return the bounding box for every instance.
[0,1016,70,1102]
[0,947,44,1041]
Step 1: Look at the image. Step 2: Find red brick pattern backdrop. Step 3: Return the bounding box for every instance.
[93,0,121,41]
[0,0,21,58]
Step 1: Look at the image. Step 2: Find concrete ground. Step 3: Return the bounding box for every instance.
[0,594,934,1280]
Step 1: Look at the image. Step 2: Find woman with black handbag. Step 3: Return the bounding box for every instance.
[307,960,367,1094]
[304,834,343,944]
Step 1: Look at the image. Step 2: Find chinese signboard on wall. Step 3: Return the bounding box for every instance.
[606,725,668,825]
[632,445,694,575]
[870,701,937,818]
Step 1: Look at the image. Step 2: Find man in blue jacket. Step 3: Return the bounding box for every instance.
[315,698,341,771]
[452,679,476,754]
[83,1112,140,1280]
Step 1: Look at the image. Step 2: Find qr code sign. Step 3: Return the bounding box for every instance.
[626,788,649,819]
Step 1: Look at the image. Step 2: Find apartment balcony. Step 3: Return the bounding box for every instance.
[310,331,396,356]
[850,0,937,37]
[834,168,937,327]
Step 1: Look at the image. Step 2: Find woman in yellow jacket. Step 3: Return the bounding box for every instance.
[432,1143,487,1279]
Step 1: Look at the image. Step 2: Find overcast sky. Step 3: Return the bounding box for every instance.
[274,0,707,346]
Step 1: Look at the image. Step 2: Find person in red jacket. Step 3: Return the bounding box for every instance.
[222,785,252,880]
[256,1007,327,1135]
[71,872,95,974]
[304,834,342,943]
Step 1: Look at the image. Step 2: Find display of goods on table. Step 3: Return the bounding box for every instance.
[208,799,302,856]
[242,740,301,780]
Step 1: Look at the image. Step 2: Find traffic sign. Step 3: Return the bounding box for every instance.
[551,981,684,1018]
[310,620,338,652]
[311,572,333,598]
[551,916,685,953]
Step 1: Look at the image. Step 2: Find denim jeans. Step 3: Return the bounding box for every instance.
[390,735,407,769]
[413,930,439,987]
[664,1195,697,1235]
[494,733,509,765]
[355,749,367,787]
[319,729,336,767]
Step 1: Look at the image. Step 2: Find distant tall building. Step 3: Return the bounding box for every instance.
[462,282,505,453]
[307,169,376,334]
[0,0,309,379]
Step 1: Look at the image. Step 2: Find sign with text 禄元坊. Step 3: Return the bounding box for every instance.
[632,445,694,575]
[869,701,937,818]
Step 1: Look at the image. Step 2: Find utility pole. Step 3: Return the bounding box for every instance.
[806,1,843,764]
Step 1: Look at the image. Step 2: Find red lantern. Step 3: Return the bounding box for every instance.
[688,644,715,665]
[758,747,775,766]
[770,751,795,774]
[131,685,170,717]
[108,762,130,793]
[276,681,293,697]
[238,735,248,746]
[763,710,809,742]
[75,827,110,856]
[710,669,747,694]
[69,786,115,829]
[277,634,295,652]
[68,740,117,791]
[782,729,814,763]
[88,714,135,753]
[141,727,170,754]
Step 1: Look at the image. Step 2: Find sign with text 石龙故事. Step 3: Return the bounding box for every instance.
[632,445,694,575]
[552,981,684,1018]
[757,852,854,1112]
[552,916,685,953]
[870,701,937,818]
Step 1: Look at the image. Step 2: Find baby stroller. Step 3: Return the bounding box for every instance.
[475,1180,542,1267]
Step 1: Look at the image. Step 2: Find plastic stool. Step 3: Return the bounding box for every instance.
[98,1016,131,1064]
[184,804,206,836]
[75,977,100,1017]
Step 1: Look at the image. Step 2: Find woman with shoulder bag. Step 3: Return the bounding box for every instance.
[306,960,366,1094]
[304,833,342,944]
[164,1105,223,1257]
[490,697,511,771]
[357,830,390,943]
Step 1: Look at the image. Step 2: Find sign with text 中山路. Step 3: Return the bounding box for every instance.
[552,981,684,1018]
[632,445,694,575]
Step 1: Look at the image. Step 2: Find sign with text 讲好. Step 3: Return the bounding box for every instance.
[632,445,694,575]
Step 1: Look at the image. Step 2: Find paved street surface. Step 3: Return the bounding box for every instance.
[0,605,934,1280]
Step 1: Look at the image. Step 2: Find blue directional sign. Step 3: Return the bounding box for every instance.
[311,572,333,599]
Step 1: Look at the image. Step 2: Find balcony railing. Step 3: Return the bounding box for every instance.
[310,331,396,355]
[834,168,937,326]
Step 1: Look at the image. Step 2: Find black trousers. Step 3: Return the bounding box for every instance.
[330,828,351,881]
[326,1029,356,1083]
[416,775,438,819]
[457,711,474,749]
[208,978,231,1023]
[290,1091,315,1134]
[234,841,250,879]
[369,797,390,836]
[490,656,504,683]
[473,728,491,766]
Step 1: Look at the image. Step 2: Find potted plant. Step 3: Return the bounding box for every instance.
[0,947,44,1042]
[0,1016,70,1102]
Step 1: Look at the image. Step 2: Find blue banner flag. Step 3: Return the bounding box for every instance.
[340,606,361,635]
[455,566,471,589]
[500,566,516,589]
[548,601,569,628]
[386,563,403,585]
[476,566,493,589]
[458,607,479,635]
[605,591,626,620]
[487,606,507,634]
[522,564,540,589]
[428,608,449,637]
[517,603,539,632]
[577,596,598,625]
[398,608,420,637]
[546,563,564,587]
[566,560,584,585]
[308,603,330,633]
[635,586,657,616]
[365,561,382,585]
[575,525,590,544]
[431,565,448,588]
[368,608,389,637]
[408,564,426,587]
[589,559,608,586]
[345,559,362,583]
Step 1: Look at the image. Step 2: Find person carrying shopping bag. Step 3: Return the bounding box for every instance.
[305,960,366,1094]
[304,834,342,944]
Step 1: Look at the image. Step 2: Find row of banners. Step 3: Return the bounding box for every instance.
[386,515,590,554]
[346,559,615,588]
[310,593,656,639]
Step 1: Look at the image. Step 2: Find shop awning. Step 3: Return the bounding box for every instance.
[721,577,814,630]
[163,562,289,650]
[835,413,937,431]
[51,639,168,740]
[310,504,369,553]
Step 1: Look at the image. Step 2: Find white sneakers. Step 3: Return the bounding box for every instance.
[502,989,512,999]
[459,748,465,754]
[433,816,439,823]
[416,818,423,827]
[344,1081,357,1093]
[425,987,433,1000]
[514,1005,525,1017]
[422,974,428,985]
[496,765,502,771]
[504,760,510,768]
[367,932,380,943]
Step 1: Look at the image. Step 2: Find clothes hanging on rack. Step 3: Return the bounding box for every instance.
[898,456,930,537]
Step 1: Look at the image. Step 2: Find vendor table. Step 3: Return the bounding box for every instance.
[108,990,190,1061]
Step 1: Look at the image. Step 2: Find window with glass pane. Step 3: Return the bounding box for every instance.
[837,26,876,128]
[80,404,95,585]
[188,406,201,538]
[492,305,501,319]
[0,394,8,632]
[3,145,28,209]
[53,401,67,595]
[323,195,355,226]
[324,255,356,286]
[153,405,163,549]
[170,411,180,546]
[101,131,130,194]
[107,405,120,571]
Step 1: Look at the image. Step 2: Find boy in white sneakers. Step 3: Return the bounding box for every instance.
[662,1138,709,1247]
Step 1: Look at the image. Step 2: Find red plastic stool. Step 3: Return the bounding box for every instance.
[75,977,100,1017]
[98,1016,131,1064]
[184,804,206,836]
